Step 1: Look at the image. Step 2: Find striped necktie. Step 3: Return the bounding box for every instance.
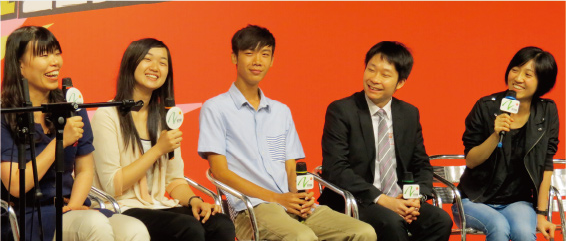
[376,109,401,196]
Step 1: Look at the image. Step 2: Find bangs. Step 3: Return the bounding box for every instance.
[31,39,62,56]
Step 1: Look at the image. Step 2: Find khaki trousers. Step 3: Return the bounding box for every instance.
[234,203,376,241]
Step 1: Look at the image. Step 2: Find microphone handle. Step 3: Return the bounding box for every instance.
[497,111,510,148]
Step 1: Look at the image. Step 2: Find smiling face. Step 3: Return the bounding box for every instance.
[363,53,405,108]
[133,47,169,93]
[20,42,63,93]
[232,45,274,87]
[507,59,538,101]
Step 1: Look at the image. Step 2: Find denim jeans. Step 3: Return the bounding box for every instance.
[452,198,536,241]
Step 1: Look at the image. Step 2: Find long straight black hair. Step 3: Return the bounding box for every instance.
[114,38,174,154]
[1,26,64,135]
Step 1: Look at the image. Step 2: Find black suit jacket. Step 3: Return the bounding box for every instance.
[318,91,433,210]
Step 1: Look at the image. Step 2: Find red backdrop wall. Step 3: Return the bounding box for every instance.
[2,2,565,240]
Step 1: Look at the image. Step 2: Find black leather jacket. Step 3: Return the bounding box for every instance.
[459,91,559,206]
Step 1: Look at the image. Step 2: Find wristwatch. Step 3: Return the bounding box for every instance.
[535,209,548,216]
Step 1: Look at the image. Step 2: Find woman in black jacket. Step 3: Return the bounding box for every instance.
[453,46,559,241]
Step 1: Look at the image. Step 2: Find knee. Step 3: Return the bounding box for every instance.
[509,227,536,241]
[113,216,150,241]
[172,216,205,241]
[76,211,114,238]
[438,209,454,230]
[351,222,377,241]
[205,214,236,240]
[483,219,510,238]
[283,229,318,241]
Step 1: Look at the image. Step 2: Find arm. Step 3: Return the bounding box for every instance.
[1,116,84,197]
[536,171,555,240]
[92,109,180,195]
[286,159,297,193]
[321,102,381,203]
[410,109,433,197]
[67,153,94,208]
[208,153,309,216]
[119,129,181,191]
[463,99,511,169]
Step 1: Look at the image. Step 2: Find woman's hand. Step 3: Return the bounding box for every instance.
[63,116,84,147]
[494,113,513,134]
[190,198,221,223]
[536,215,556,240]
[62,205,89,214]
[155,129,182,155]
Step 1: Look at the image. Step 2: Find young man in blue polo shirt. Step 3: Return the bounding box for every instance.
[198,25,376,241]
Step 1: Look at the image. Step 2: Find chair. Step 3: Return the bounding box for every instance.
[430,154,565,241]
[206,169,260,240]
[1,199,20,241]
[89,186,122,213]
[206,167,359,240]
[312,165,361,219]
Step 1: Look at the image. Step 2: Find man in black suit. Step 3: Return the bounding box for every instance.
[319,41,452,241]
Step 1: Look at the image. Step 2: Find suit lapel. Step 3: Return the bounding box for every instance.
[354,91,377,178]
[391,98,403,167]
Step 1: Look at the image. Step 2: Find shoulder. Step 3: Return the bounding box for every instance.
[92,105,119,121]
[201,92,231,111]
[327,92,360,111]
[266,98,291,113]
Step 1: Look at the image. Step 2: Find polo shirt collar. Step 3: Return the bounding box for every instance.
[229,83,270,111]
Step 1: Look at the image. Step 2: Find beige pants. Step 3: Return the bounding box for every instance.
[234,203,377,241]
[56,210,150,241]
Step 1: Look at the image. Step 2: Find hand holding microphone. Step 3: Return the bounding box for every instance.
[497,90,520,147]
[61,78,84,146]
[164,98,183,159]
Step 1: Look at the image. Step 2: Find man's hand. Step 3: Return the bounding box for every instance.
[377,194,420,223]
[273,192,313,218]
[536,215,556,240]
[402,197,421,223]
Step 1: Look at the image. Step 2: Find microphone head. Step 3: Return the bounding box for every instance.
[62,78,73,88]
[296,162,307,173]
[500,90,520,114]
[65,87,84,104]
[165,106,184,130]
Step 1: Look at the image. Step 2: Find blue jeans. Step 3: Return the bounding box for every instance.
[452,198,536,241]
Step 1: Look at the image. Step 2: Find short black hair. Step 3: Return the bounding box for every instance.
[364,41,413,82]
[504,46,557,98]
[231,24,275,56]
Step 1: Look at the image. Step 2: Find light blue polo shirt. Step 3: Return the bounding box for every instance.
[198,83,305,212]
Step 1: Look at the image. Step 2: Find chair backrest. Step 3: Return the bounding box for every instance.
[551,159,565,212]
[430,155,466,204]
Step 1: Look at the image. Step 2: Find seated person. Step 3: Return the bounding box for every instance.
[198,24,377,241]
[1,26,148,241]
[91,38,235,241]
[318,41,452,241]
[454,46,559,241]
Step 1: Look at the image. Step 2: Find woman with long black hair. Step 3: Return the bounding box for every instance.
[1,26,148,241]
[91,38,235,241]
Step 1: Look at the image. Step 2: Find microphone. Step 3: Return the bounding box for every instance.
[497,90,519,148]
[402,172,419,199]
[62,78,84,114]
[164,98,183,160]
[296,162,313,193]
